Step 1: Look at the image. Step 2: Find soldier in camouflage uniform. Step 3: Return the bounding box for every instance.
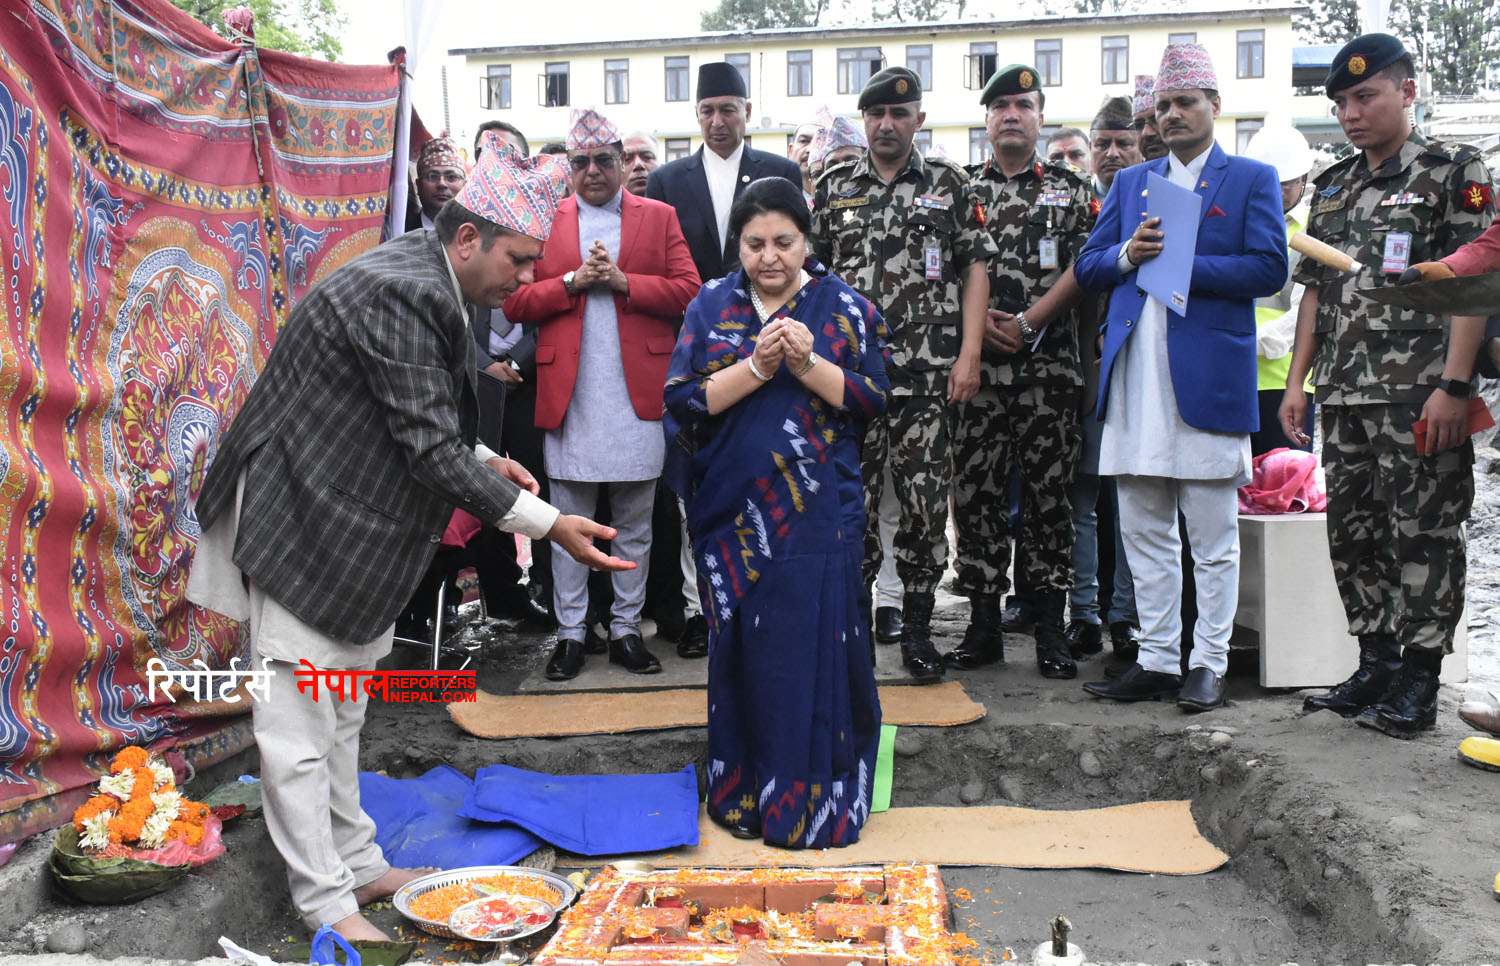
[1282,34,1495,738]
[810,66,996,683]
[946,64,1093,679]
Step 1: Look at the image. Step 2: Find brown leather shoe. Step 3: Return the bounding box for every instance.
[1459,693,1500,736]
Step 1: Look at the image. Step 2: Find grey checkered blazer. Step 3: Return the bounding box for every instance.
[194,230,524,644]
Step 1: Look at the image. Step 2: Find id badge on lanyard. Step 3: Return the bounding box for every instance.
[1039,237,1059,271]
[925,243,942,281]
[1382,231,1412,275]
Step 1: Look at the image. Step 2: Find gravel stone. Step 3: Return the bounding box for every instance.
[1209,731,1233,749]
[1078,750,1104,777]
[998,775,1026,804]
[1253,818,1286,839]
[1199,764,1222,784]
[894,732,924,758]
[45,924,87,955]
[959,781,987,804]
[1323,865,1343,880]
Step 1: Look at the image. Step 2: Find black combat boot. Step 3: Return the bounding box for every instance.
[900,591,945,684]
[1033,590,1077,680]
[1302,633,1401,717]
[943,595,1005,668]
[1356,648,1442,739]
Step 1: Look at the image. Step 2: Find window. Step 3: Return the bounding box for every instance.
[540,61,569,107]
[665,56,690,102]
[481,65,510,109]
[1101,36,1128,85]
[906,44,932,90]
[787,49,813,96]
[1238,29,1265,79]
[969,126,989,165]
[913,130,932,156]
[726,53,751,94]
[838,47,884,94]
[665,137,691,161]
[1236,117,1264,154]
[1167,32,1197,46]
[965,41,997,90]
[604,58,629,104]
[1035,39,1061,86]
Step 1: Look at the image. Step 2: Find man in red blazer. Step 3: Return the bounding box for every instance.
[504,108,702,681]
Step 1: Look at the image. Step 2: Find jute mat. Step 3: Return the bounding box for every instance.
[448,681,985,739]
[574,802,1227,875]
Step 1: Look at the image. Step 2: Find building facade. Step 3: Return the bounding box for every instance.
[449,6,1303,164]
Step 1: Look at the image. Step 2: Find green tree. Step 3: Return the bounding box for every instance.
[701,0,833,30]
[171,0,345,61]
[1294,0,1360,45]
[1392,0,1500,95]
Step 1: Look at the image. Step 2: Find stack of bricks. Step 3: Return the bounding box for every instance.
[534,864,956,966]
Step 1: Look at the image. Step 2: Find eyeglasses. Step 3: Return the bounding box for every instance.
[569,152,619,172]
[420,170,466,185]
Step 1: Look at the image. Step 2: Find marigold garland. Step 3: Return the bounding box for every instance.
[68,746,211,855]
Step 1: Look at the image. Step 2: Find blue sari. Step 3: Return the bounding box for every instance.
[663,260,889,849]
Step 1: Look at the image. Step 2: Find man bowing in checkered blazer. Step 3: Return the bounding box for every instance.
[188,137,632,943]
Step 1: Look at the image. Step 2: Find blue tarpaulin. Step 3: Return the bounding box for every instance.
[458,763,700,856]
[359,766,543,869]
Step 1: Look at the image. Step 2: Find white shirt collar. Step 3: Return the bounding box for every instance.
[1168,143,1215,182]
[702,141,745,173]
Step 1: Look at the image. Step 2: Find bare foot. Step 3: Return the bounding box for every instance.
[330,912,391,942]
[354,866,437,905]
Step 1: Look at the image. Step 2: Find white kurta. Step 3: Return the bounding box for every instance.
[1097,145,1252,487]
[702,142,745,255]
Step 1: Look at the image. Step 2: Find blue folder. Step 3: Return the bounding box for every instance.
[359,765,543,870]
[458,763,701,856]
[1139,171,1203,316]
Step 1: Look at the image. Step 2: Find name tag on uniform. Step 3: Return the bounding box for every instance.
[1313,198,1345,215]
[1039,237,1059,270]
[925,243,942,280]
[828,196,870,210]
[1382,231,1412,274]
[915,194,950,211]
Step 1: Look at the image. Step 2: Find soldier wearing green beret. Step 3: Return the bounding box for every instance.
[944,64,1095,680]
[810,65,997,683]
[1281,33,1495,738]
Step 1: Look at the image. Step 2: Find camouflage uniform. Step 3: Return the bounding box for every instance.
[951,156,1092,598]
[1295,131,1495,653]
[810,150,997,594]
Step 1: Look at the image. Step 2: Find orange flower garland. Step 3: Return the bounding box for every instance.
[70,746,211,853]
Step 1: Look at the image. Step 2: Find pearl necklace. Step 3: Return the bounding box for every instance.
[748,270,808,323]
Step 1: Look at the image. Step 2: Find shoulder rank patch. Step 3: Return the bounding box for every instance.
[828,195,871,210]
[1460,181,1494,213]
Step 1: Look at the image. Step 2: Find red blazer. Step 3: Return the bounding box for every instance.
[504,192,701,430]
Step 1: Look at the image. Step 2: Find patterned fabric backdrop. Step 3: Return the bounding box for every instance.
[0,0,400,839]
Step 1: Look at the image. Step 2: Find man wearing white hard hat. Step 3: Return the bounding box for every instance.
[1244,124,1316,454]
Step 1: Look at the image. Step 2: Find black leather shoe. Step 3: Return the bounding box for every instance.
[609,632,661,674]
[583,621,608,655]
[1000,599,1035,633]
[654,606,687,643]
[544,640,585,680]
[1304,633,1400,717]
[900,592,945,684]
[1067,619,1103,658]
[709,809,761,840]
[1083,663,1182,701]
[1034,620,1077,680]
[1177,666,1226,712]
[1355,659,1440,739]
[944,596,1005,669]
[874,607,904,644]
[493,590,554,629]
[677,614,709,658]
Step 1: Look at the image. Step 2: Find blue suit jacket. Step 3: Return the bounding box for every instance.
[1074,143,1288,434]
[646,146,803,289]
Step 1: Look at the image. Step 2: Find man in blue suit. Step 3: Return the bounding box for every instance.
[1074,44,1287,711]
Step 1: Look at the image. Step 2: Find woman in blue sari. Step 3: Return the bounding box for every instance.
[664,178,889,849]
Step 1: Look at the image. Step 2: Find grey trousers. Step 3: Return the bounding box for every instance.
[550,478,655,640]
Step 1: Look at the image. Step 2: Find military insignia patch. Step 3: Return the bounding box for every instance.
[1019,70,1034,89]
[896,78,909,95]
[1460,181,1494,213]
[828,195,871,210]
[1088,197,1101,217]
[1318,184,1343,197]
[1349,54,1367,75]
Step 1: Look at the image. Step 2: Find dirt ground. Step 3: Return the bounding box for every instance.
[4,442,1500,965]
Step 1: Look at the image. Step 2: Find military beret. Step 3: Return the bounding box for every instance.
[858,66,922,110]
[697,62,748,101]
[1325,33,1413,96]
[979,63,1042,106]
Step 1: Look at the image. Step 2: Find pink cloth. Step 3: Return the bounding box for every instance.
[457,133,569,242]
[1442,214,1500,277]
[1237,448,1327,515]
[443,509,483,548]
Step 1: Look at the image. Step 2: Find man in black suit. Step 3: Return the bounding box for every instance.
[644,62,802,655]
[646,62,802,285]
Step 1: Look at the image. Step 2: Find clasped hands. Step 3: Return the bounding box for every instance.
[570,239,629,294]
[1126,216,1164,267]
[750,317,816,379]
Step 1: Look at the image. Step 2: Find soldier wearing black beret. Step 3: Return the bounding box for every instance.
[856,65,922,110]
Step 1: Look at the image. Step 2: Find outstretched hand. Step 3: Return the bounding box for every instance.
[486,456,540,495]
[546,515,636,572]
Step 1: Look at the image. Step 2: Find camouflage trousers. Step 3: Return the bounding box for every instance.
[951,384,1080,598]
[862,394,953,595]
[1322,402,1473,654]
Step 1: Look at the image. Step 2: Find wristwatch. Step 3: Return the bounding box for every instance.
[1015,311,1038,342]
[562,270,577,295]
[1437,377,1472,398]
